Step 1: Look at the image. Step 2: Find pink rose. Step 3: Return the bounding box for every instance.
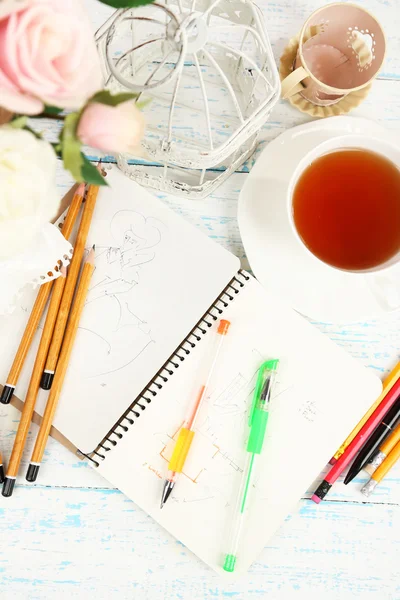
[0,0,30,20]
[77,101,145,154]
[0,0,103,115]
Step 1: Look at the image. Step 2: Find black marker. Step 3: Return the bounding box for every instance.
[344,398,400,484]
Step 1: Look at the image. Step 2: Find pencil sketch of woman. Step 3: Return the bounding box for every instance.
[74,210,163,378]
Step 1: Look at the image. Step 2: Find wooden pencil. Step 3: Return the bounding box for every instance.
[1,185,86,498]
[0,451,4,484]
[0,183,86,406]
[0,284,52,405]
[26,247,95,482]
[41,184,100,391]
[329,361,400,465]
[362,438,400,496]
[364,420,400,476]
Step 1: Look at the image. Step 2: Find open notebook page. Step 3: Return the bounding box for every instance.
[0,169,239,453]
[97,275,382,575]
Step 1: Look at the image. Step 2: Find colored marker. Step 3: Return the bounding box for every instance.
[344,398,400,484]
[223,359,278,573]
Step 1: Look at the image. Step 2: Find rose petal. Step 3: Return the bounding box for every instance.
[0,0,30,20]
[0,0,103,110]
[0,66,43,114]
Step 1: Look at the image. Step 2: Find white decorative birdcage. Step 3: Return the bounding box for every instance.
[95,0,280,198]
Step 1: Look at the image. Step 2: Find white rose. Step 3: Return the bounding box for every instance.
[0,127,60,258]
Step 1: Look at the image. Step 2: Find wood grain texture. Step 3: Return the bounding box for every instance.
[1,0,400,597]
[0,487,398,600]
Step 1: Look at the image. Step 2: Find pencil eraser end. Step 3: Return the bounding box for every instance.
[2,477,16,497]
[0,465,4,485]
[311,494,321,504]
[328,457,337,466]
[0,385,14,404]
[40,372,54,390]
[26,464,40,482]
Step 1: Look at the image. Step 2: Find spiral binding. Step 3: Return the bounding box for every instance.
[81,270,249,467]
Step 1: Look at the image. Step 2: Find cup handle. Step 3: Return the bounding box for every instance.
[367,272,400,313]
[281,66,308,99]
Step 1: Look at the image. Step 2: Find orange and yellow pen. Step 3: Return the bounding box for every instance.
[160,319,231,508]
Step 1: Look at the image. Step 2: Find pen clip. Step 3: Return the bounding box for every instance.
[249,359,279,426]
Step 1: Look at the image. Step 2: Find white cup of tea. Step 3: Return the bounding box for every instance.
[287,134,400,311]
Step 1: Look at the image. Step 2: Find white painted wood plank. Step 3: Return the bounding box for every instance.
[0,486,398,600]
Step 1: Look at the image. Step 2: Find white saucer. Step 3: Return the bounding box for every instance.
[238,116,400,322]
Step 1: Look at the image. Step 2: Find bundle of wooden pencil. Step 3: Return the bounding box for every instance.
[1,182,100,498]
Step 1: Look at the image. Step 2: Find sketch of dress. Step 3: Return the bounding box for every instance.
[72,210,163,378]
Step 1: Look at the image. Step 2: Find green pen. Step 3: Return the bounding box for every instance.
[223,359,279,573]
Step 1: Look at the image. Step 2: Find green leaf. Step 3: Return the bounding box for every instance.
[80,154,108,186]
[61,112,84,182]
[51,143,62,158]
[9,116,28,129]
[135,98,151,111]
[98,0,155,9]
[24,125,42,139]
[90,90,138,107]
[44,105,63,115]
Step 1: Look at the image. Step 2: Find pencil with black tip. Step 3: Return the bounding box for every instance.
[0,183,86,406]
[362,438,400,497]
[41,184,99,391]
[26,246,95,482]
[0,284,52,405]
[2,185,85,497]
[0,452,5,484]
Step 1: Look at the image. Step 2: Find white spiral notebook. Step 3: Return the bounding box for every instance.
[1,168,382,576]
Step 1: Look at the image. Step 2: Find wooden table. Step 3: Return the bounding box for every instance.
[1,1,399,598]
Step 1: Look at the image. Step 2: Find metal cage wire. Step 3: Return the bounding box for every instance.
[96,0,280,198]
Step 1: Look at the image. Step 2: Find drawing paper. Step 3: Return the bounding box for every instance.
[97,276,382,575]
[0,169,239,452]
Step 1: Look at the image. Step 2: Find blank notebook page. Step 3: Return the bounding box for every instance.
[97,275,382,575]
[0,169,239,453]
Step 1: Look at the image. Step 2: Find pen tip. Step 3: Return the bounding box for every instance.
[160,480,175,508]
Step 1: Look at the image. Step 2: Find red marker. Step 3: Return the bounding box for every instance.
[312,376,400,503]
